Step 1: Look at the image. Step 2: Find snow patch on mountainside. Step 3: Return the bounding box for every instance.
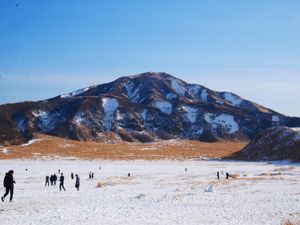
[291,127,300,141]
[35,110,59,131]
[21,139,43,147]
[32,110,47,118]
[188,85,208,101]
[291,127,300,132]
[166,93,177,100]
[116,110,125,121]
[170,79,186,96]
[223,93,243,106]
[102,97,119,131]
[124,82,140,103]
[60,87,91,98]
[154,100,172,115]
[188,85,200,96]
[182,105,197,123]
[74,112,86,125]
[1,148,10,154]
[201,89,208,101]
[141,109,147,121]
[204,113,239,134]
[272,115,280,122]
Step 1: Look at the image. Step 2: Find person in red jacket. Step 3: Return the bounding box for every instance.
[1,170,15,202]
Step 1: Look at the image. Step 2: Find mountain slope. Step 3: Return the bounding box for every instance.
[232,126,300,161]
[1,72,300,145]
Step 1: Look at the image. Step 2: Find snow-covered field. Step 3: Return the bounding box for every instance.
[0,159,299,225]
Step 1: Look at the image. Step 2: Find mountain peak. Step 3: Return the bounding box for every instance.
[1,72,300,145]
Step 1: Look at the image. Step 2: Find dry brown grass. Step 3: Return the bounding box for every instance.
[283,220,300,225]
[0,133,248,160]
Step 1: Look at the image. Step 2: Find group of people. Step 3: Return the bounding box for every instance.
[2,168,231,202]
[88,172,94,179]
[45,174,58,186]
[217,171,230,180]
[45,172,80,191]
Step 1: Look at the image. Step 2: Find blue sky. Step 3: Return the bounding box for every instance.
[0,0,299,116]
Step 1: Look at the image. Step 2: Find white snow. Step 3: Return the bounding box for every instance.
[291,127,300,141]
[170,79,186,96]
[116,110,124,121]
[182,105,197,123]
[33,110,59,131]
[141,109,147,122]
[194,128,204,135]
[291,127,300,132]
[102,97,119,131]
[166,93,177,100]
[272,115,280,122]
[124,82,140,103]
[73,112,86,125]
[223,93,243,106]
[215,99,224,105]
[154,100,172,115]
[60,87,90,98]
[204,113,239,134]
[32,110,48,118]
[1,148,10,154]
[20,139,43,147]
[188,85,200,96]
[200,89,208,101]
[188,85,208,102]
[0,159,299,225]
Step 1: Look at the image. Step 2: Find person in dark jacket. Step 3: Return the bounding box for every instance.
[1,170,15,202]
[45,176,50,186]
[59,173,65,191]
[75,174,80,191]
[226,172,230,180]
[53,174,57,186]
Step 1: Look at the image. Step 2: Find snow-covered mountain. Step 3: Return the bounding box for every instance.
[234,126,300,161]
[1,72,300,145]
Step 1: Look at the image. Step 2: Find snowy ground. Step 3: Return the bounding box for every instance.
[0,159,299,225]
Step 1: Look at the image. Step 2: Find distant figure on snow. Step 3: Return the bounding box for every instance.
[71,172,74,180]
[226,172,230,180]
[185,168,187,172]
[217,171,220,180]
[89,172,92,179]
[91,173,94,178]
[59,173,66,191]
[50,175,54,186]
[99,166,101,170]
[53,174,57,186]
[45,175,50,186]
[128,173,131,177]
[75,174,80,191]
[1,170,15,202]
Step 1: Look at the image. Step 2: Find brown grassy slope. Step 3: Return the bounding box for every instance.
[0,134,247,160]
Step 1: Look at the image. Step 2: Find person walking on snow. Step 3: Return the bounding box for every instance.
[45,175,50,186]
[1,170,15,202]
[75,174,80,191]
[217,171,220,180]
[59,173,66,191]
[226,172,230,180]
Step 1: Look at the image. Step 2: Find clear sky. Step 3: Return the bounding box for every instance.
[0,0,299,116]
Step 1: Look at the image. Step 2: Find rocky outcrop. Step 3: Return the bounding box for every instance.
[233,126,300,161]
[1,72,299,145]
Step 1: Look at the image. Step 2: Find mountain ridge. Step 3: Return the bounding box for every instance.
[1,72,299,145]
